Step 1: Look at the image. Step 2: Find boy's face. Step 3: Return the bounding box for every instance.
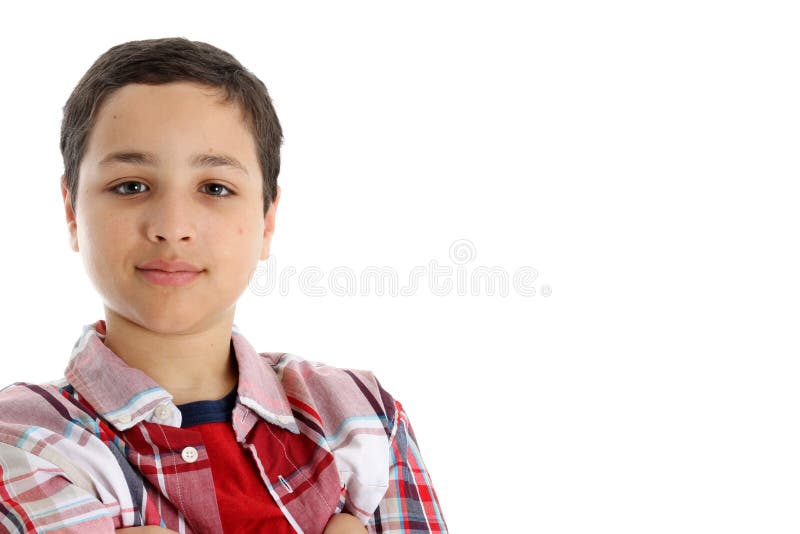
[61,81,279,334]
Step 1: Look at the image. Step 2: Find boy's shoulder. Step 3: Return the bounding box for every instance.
[0,378,97,446]
[0,378,73,418]
[262,350,379,388]
[258,351,400,435]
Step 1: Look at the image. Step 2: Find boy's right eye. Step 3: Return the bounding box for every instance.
[112,181,149,195]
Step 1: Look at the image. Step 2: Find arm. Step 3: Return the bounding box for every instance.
[0,442,117,533]
[114,513,364,533]
[2,441,360,534]
[367,398,449,533]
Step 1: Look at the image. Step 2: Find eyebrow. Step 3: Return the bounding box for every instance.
[98,150,249,176]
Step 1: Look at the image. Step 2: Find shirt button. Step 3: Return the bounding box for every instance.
[181,446,198,463]
[154,405,170,420]
[117,414,131,424]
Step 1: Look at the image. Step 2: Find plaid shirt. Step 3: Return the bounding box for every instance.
[0,320,448,533]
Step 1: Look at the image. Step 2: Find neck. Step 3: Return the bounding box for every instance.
[101,307,239,405]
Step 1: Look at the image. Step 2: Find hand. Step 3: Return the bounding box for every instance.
[323,512,367,533]
[116,528,178,533]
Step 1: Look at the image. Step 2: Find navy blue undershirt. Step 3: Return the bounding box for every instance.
[176,385,238,428]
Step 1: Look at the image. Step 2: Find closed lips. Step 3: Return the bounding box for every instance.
[137,259,203,272]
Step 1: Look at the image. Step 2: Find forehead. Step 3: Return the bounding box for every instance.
[82,81,257,173]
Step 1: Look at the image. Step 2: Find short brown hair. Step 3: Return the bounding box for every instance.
[60,37,283,215]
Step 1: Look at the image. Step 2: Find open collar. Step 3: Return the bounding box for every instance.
[64,320,299,436]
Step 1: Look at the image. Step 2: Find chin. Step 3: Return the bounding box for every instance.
[117,306,206,335]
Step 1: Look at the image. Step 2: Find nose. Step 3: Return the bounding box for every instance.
[144,188,198,244]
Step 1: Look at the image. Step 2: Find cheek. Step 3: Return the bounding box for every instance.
[81,211,126,255]
[215,223,260,262]
[78,213,131,288]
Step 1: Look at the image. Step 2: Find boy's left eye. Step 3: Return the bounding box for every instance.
[201,183,233,197]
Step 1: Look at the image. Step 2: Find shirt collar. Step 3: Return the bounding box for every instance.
[64,319,299,434]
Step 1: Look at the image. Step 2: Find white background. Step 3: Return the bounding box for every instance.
[1,1,798,532]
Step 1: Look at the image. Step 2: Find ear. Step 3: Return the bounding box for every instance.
[61,176,79,252]
[259,185,281,261]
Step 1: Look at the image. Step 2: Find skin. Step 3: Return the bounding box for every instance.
[63,81,365,533]
[62,81,278,404]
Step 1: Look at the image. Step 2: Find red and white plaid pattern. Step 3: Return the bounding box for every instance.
[0,320,448,533]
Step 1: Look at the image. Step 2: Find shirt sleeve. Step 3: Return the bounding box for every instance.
[366,396,449,533]
[0,442,116,533]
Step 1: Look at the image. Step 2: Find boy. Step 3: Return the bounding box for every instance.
[0,37,447,533]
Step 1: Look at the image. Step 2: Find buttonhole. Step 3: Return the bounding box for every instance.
[278,475,293,493]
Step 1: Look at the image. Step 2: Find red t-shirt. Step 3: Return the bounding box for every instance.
[176,387,297,533]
